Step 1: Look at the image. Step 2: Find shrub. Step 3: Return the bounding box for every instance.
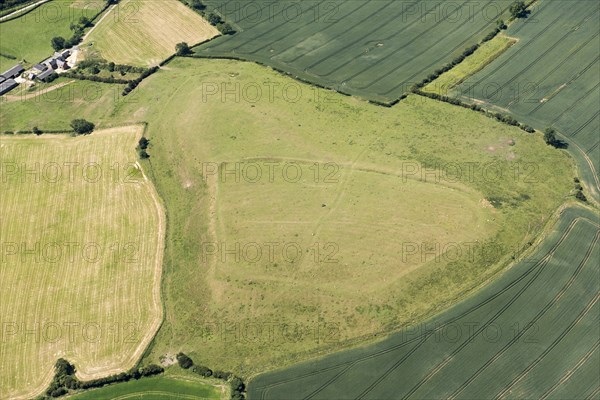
[521,124,535,133]
[213,370,232,380]
[194,365,213,377]
[70,119,95,135]
[51,37,66,51]
[138,137,149,149]
[510,1,528,19]
[217,22,235,35]
[575,190,587,202]
[49,387,68,397]
[139,364,164,376]
[176,352,194,369]
[231,377,245,392]
[207,12,222,25]
[176,42,192,56]
[544,127,557,146]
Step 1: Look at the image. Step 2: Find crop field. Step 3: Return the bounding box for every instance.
[0,126,165,399]
[452,0,600,202]
[0,0,102,71]
[84,0,219,66]
[193,0,517,103]
[248,206,600,400]
[69,375,224,399]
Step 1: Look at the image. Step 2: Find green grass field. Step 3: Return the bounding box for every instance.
[452,0,600,203]
[68,375,224,399]
[423,34,516,94]
[0,57,578,389]
[194,0,516,102]
[248,205,600,399]
[83,0,219,66]
[0,0,102,71]
[0,126,165,399]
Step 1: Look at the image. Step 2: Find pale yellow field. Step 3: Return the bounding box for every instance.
[84,0,219,66]
[0,126,165,399]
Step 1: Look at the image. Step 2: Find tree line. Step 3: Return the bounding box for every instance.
[176,352,247,400]
[37,358,164,398]
[182,0,235,35]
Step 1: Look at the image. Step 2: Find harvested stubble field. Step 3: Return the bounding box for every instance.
[452,0,600,202]
[248,206,600,400]
[83,0,219,66]
[0,126,165,399]
[194,0,516,102]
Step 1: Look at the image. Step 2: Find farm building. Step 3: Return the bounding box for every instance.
[0,75,5,84]
[32,63,47,73]
[44,58,57,69]
[36,69,55,82]
[56,59,69,70]
[0,79,18,95]
[1,64,24,79]
[53,49,71,60]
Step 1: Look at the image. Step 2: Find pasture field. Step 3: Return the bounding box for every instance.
[0,126,165,399]
[83,0,219,66]
[110,59,572,375]
[0,0,102,71]
[0,79,127,130]
[248,205,600,400]
[452,0,600,202]
[423,34,515,95]
[193,0,516,103]
[0,57,576,380]
[69,375,224,399]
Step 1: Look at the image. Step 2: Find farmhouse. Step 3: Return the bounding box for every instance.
[1,64,24,79]
[0,78,18,95]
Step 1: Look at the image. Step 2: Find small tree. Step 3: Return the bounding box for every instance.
[194,365,213,377]
[33,126,42,135]
[218,23,235,35]
[70,119,95,135]
[509,1,528,18]
[51,36,66,51]
[575,190,587,202]
[543,127,557,146]
[175,42,191,56]
[176,352,194,369]
[138,137,149,149]
[79,16,92,27]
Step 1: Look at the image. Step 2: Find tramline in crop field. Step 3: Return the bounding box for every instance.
[194,0,516,102]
